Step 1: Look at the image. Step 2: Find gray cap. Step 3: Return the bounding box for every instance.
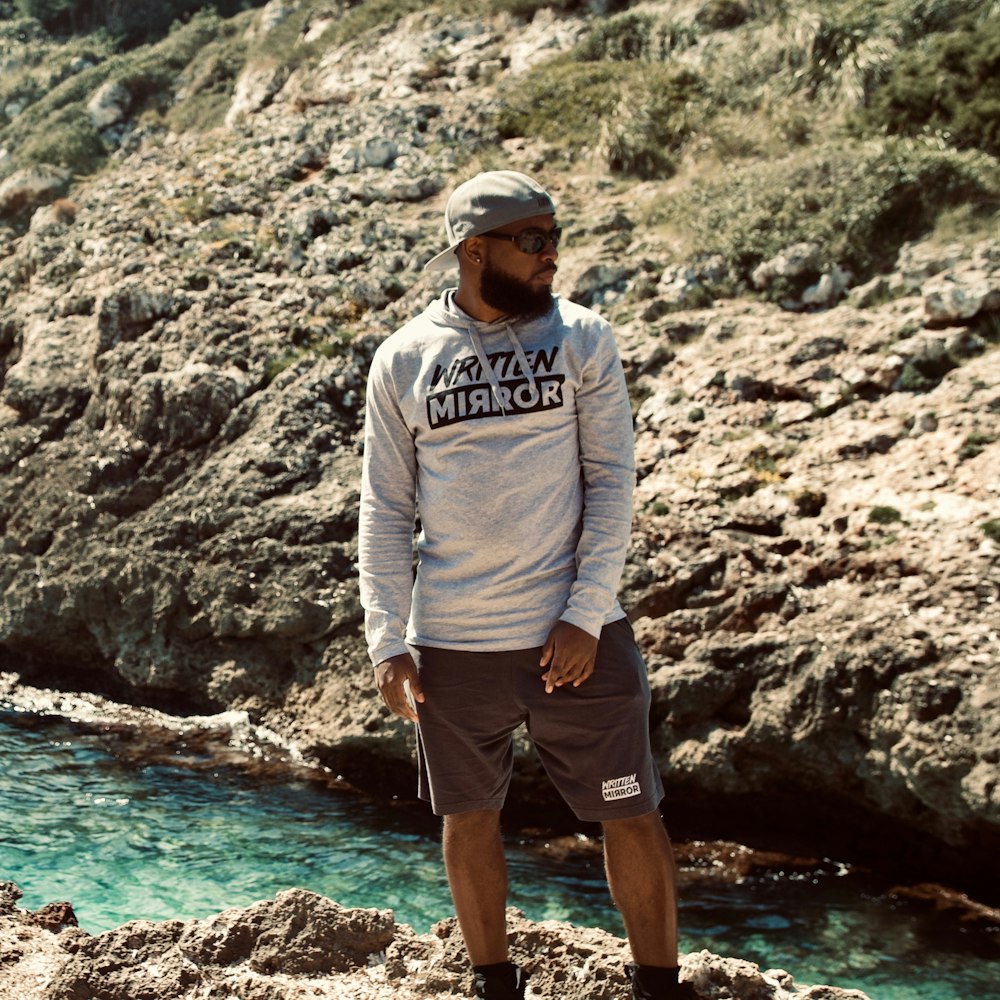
[423,170,556,271]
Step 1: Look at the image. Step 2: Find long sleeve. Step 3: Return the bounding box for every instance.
[558,325,636,637]
[358,344,418,666]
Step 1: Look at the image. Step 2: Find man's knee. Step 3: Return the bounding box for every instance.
[444,808,502,839]
[602,809,664,837]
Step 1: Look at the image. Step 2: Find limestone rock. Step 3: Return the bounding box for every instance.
[86,79,132,130]
[0,164,70,216]
[0,884,871,1000]
[751,242,820,289]
[924,271,1000,324]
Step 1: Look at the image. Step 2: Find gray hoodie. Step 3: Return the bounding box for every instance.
[358,289,635,666]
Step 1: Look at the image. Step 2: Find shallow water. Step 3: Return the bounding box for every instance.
[1,708,996,999]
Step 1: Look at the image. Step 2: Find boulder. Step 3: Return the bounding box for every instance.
[924,271,1000,324]
[86,79,132,130]
[0,165,70,217]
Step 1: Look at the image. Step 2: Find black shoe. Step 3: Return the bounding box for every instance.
[628,963,699,1000]
[473,961,529,999]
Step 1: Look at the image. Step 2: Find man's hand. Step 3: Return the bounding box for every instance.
[540,620,599,693]
[374,652,424,723]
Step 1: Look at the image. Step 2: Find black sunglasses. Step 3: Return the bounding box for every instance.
[480,226,562,255]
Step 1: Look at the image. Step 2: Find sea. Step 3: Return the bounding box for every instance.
[1,706,996,1000]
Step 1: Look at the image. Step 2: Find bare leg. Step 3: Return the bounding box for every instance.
[602,810,679,967]
[443,809,509,965]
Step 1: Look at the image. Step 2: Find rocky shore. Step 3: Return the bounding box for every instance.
[1,1,998,992]
[4,680,999,999]
[2,880,878,1000]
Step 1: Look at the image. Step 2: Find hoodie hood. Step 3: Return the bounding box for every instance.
[425,290,546,416]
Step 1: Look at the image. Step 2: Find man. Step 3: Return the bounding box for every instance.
[358,170,696,1000]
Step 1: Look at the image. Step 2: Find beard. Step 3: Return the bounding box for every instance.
[479,258,554,320]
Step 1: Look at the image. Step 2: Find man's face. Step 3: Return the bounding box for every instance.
[477,213,559,320]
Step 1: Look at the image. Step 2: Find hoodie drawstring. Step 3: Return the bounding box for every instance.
[467,322,539,417]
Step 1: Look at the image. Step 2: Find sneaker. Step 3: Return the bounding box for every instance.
[627,963,699,999]
[473,962,529,1000]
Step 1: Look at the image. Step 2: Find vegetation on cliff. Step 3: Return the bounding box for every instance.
[2,0,998,298]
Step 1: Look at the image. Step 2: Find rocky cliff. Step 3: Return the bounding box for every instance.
[0,0,998,905]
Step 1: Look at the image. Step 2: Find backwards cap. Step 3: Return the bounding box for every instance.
[423,170,556,271]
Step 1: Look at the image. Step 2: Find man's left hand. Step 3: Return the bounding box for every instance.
[540,620,599,693]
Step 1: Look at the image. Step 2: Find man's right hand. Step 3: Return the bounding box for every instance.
[374,652,425,723]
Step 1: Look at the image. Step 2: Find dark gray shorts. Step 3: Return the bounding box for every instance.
[411,616,664,822]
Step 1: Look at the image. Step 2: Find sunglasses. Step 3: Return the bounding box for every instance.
[481,226,562,255]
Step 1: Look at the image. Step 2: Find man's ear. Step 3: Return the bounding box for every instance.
[461,237,484,266]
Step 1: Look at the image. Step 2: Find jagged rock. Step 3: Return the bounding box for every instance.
[801,264,852,308]
[569,262,631,306]
[750,242,820,289]
[655,264,713,310]
[0,885,872,1000]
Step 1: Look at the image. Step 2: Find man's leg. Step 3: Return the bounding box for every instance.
[443,808,509,965]
[602,809,679,966]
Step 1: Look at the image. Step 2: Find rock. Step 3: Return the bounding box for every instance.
[847,273,893,308]
[0,165,71,216]
[569,262,631,305]
[86,79,132,130]
[226,61,288,125]
[801,264,852,308]
[751,242,820,289]
[655,263,714,310]
[924,271,1000,324]
[0,884,871,1000]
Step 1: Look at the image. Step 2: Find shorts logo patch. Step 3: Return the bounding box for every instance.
[602,773,641,802]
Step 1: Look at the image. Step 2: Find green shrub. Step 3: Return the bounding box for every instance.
[869,505,902,524]
[861,10,1000,157]
[17,105,104,172]
[959,431,998,461]
[490,0,639,16]
[497,56,709,178]
[2,9,229,175]
[651,138,1000,296]
[576,11,699,62]
[13,0,262,47]
[696,0,751,30]
[496,56,626,146]
[983,519,1000,543]
[887,0,997,48]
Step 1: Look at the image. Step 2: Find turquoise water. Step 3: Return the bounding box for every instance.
[1,708,997,1000]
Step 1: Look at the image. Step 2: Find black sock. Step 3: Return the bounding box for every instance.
[633,964,681,990]
[474,961,517,983]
